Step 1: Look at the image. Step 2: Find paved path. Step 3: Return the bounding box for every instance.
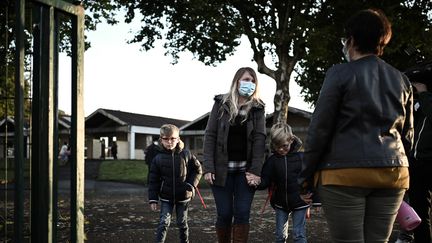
[58,179,147,195]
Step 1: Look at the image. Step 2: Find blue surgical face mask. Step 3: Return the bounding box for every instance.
[238,80,256,97]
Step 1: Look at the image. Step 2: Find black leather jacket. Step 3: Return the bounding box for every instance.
[299,55,414,187]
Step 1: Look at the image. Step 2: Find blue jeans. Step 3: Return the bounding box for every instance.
[211,172,255,227]
[275,208,308,243]
[156,201,189,243]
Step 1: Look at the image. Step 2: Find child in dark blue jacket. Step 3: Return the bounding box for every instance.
[258,123,319,243]
[148,124,202,243]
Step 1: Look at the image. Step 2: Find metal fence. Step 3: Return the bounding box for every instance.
[1,0,85,242]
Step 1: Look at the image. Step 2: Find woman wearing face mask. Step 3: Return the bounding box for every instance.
[298,9,414,242]
[203,67,266,243]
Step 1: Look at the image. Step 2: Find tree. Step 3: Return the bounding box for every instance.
[4,1,432,123]
[0,1,32,119]
[102,0,432,123]
[0,0,118,118]
[296,0,432,105]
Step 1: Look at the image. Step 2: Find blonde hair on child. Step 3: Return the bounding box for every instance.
[160,124,180,138]
[270,122,293,151]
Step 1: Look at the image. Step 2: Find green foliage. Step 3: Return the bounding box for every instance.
[4,1,432,122]
[92,0,432,122]
[296,0,432,104]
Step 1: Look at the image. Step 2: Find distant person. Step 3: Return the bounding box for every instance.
[111,141,118,160]
[145,139,159,183]
[100,139,106,159]
[148,124,202,243]
[203,67,266,242]
[258,123,320,243]
[59,141,69,165]
[298,9,414,242]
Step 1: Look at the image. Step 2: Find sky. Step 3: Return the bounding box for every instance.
[58,13,313,122]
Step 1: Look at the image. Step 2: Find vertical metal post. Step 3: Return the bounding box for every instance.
[70,5,85,242]
[30,6,41,242]
[31,5,42,241]
[53,10,60,242]
[29,0,85,241]
[31,3,56,243]
[14,0,25,241]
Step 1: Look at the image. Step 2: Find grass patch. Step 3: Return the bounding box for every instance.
[98,160,147,184]
[97,160,209,188]
[0,159,31,182]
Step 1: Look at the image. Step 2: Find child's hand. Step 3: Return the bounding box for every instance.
[150,203,158,212]
[300,192,313,204]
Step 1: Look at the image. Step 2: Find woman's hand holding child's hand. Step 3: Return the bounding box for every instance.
[245,172,261,187]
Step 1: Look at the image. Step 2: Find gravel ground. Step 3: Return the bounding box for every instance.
[0,160,402,242]
[82,190,330,243]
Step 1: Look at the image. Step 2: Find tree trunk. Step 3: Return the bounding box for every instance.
[271,61,295,125]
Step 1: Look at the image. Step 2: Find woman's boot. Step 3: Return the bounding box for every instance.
[216,226,232,243]
[232,224,250,243]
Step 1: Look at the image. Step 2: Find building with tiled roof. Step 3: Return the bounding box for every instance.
[85,108,190,159]
[1,107,312,161]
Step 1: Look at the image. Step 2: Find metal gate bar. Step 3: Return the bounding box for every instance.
[14,1,25,242]
[14,0,85,242]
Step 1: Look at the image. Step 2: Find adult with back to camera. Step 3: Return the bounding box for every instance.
[203,67,266,243]
[298,9,414,242]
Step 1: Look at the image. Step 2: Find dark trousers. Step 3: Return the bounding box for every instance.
[318,185,405,243]
[409,161,432,243]
[211,172,255,227]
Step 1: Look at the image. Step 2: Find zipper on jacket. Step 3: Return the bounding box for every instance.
[284,156,288,208]
[414,117,427,159]
[172,152,175,202]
